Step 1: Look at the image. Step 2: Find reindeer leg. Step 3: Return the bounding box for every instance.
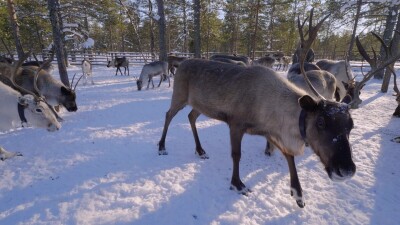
[188,109,208,159]
[0,146,22,161]
[118,67,123,76]
[229,124,250,194]
[157,75,163,87]
[283,153,305,208]
[158,104,186,155]
[265,139,275,156]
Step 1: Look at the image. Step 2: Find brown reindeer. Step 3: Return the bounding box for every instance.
[158,10,355,208]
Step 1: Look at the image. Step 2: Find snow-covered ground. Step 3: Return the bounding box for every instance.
[0,63,399,225]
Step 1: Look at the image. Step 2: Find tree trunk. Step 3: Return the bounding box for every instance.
[375,5,398,79]
[156,0,167,62]
[7,0,24,59]
[347,0,362,60]
[47,0,69,86]
[182,0,188,53]
[193,0,201,58]
[381,8,400,93]
[149,0,155,61]
[251,0,261,60]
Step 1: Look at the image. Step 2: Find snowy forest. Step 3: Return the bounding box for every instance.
[2,0,400,61]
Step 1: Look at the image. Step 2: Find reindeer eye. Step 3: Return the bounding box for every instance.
[35,108,43,113]
[316,117,325,129]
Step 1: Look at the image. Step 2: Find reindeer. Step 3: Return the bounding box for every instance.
[252,55,276,69]
[210,54,252,66]
[0,60,79,112]
[0,54,61,160]
[82,59,94,85]
[0,55,13,64]
[167,55,187,76]
[22,61,54,73]
[280,56,291,71]
[210,57,247,66]
[107,56,129,76]
[158,10,355,208]
[316,59,357,101]
[136,61,170,91]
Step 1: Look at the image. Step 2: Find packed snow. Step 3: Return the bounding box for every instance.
[0,62,399,225]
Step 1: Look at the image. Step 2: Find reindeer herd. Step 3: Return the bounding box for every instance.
[1,9,399,209]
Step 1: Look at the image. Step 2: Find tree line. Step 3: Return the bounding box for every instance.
[2,0,400,83]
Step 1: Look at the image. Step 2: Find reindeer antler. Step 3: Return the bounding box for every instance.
[6,51,43,99]
[297,8,330,99]
[32,50,55,95]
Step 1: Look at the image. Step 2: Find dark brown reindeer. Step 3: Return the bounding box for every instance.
[107,56,129,76]
[158,9,356,208]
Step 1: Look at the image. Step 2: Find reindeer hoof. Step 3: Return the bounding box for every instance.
[296,200,305,208]
[391,137,400,143]
[158,150,168,155]
[291,188,305,208]
[230,185,252,196]
[195,149,209,159]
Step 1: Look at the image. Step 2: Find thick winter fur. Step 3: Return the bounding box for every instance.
[0,81,61,160]
[136,61,170,91]
[316,59,354,100]
[107,57,129,76]
[22,61,54,73]
[0,64,78,112]
[287,63,338,101]
[252,56,276,68]
[158,59,355,207]
[210,57,247,66]
[210,54,252,65]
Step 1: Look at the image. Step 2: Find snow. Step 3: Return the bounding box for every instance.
[0,64,399,225]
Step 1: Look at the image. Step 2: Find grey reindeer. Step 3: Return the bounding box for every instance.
[158,9,355,209]
[136,61,170,91]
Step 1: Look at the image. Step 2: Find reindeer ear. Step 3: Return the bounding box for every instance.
[341,95,352,104]
[299,95,318,111]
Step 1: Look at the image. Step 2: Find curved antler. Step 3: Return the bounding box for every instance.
[297,8,330,100]
[6,51,43,99]
[33,50,55,95]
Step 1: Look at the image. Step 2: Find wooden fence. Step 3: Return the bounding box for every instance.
[7,50,390,65]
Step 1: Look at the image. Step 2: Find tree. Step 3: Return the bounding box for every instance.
[193,0,201,58]
[7,0,24,59]
[47,0,69,86]
[347,0,362,60]
[156,0,167,61]
[375,5,399,79]
[381,11,400,92]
